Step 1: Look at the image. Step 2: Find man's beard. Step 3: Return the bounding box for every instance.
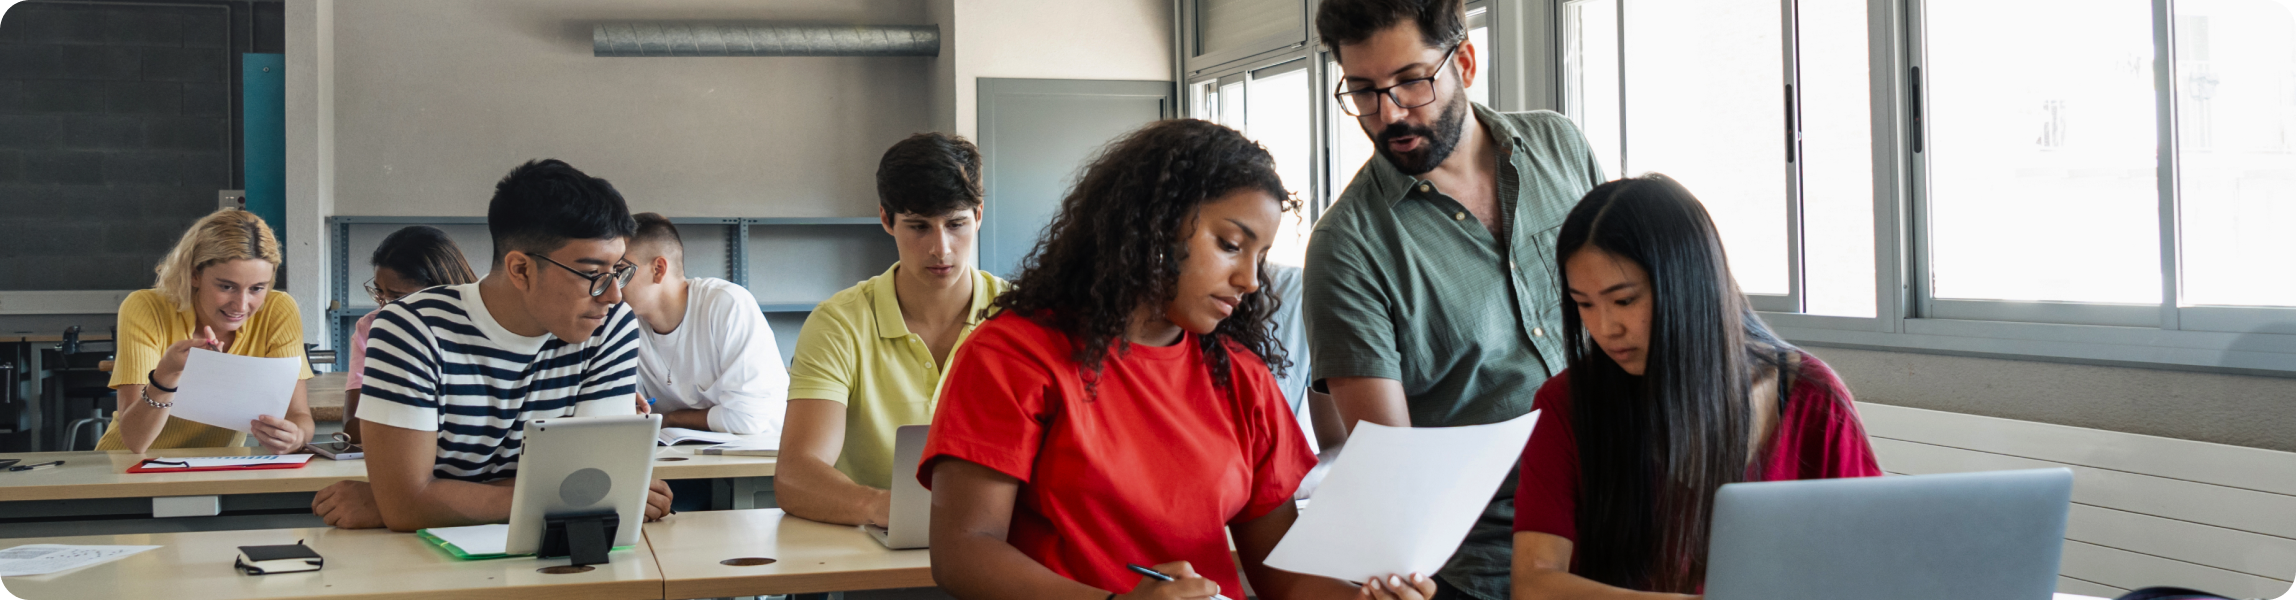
[1369,91,1470,176]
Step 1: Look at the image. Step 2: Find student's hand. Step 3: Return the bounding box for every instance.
[865,488,893,528]
[1358,573,1437,600]
[644,479,673,521]
[1117,561,1220,600]
[634,393,651,415]
[312,480,386,529]
[154,326,225,384]
[251,414,306,454]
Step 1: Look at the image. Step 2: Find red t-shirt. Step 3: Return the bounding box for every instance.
[1513,353,1884,550]
[919,312,1316,597]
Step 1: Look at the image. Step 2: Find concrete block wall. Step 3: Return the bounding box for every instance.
[0,2,238,291]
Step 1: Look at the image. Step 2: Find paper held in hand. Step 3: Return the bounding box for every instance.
[167,349,301,433]
[1263,410,1540,584]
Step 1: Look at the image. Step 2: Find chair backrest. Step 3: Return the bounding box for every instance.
[1860,402,2296,599]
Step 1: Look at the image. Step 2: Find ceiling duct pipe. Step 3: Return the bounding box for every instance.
[593,23,940,57]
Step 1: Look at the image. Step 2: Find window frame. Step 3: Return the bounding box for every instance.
[1718,0,2296,375]
[1181,0,2296,376]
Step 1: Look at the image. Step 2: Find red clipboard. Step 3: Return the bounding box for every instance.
[127,458,314,474]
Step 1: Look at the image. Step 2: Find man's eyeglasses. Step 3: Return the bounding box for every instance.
[1333,44,1462,117]
[528,253,636,298]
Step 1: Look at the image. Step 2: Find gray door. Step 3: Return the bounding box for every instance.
[977,78,1172,280]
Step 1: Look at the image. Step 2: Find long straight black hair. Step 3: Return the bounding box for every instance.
[1554,174,1799,592]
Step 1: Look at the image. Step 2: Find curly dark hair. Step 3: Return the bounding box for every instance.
[993,119,1299,390]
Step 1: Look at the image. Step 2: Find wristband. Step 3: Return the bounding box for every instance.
[147,370,178,393]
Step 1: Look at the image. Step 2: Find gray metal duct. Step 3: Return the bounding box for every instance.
[592,23,940,57]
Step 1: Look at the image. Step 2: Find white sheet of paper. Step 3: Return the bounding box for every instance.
[657,427,740,446]
[0,544,160,577]
[424,524,510,556]
[137,454,313,469]
[168,349,300,433]
[1264,410,1540,583]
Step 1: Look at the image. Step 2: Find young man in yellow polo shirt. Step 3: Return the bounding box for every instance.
[778,133,1010,527]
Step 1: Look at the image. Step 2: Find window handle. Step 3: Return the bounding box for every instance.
[1909,66,1925,153]
[1785,84,1798,163]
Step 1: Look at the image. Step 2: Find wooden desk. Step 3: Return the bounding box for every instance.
[0,445,775,502]
[644,509,932,598]
[0,525,662,600]
[309,372,348,423]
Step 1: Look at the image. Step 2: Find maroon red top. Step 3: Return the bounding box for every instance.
[1512,353,1885,546]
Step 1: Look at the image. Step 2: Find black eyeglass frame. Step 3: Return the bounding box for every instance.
[1331,44,1463,117]
[526,252,636,298]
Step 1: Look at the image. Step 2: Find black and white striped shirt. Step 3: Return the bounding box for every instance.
[357,283,640,482]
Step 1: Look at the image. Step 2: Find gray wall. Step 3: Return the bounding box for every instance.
[0,2,238,291]
[1816,346,2296,453]
[326,0,934,219]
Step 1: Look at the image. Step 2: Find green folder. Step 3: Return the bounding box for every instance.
[417,528,633,561]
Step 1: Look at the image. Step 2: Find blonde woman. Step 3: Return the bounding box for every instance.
[99,208,316,454]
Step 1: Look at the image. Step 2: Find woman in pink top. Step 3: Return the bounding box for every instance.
[343,226,477,443]
[1510,174,1883,599]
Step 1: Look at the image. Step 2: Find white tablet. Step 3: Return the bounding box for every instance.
[503,414,661,556]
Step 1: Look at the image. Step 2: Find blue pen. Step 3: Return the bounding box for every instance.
[1125,564,1232,600]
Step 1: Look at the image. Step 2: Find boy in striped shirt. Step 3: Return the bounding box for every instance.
[312,159,674,530]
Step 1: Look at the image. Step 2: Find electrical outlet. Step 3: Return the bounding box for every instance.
[218,190,247,212]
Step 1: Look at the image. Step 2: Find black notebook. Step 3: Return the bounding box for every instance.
[235,542,324,575]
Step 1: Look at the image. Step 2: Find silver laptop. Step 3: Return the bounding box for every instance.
[503,414,662,556]
[1705,468,2073,600]
[865,424,932,549]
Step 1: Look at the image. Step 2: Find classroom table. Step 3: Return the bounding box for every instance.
[643,508,933,599]
[308,371,348,423]
[0,524,664,600]
[0,444,777,537]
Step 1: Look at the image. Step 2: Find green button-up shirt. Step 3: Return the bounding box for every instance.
[1304,104,1604,600]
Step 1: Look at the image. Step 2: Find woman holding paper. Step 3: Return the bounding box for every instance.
[98,208,316,454]
[919,120,1434,600]
[1509,175,1882,599]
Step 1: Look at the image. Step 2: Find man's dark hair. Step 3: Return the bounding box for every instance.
[875,132,983,218]
[630,212,684,255]
[1315,0,1468,60]
[486,159,638,264]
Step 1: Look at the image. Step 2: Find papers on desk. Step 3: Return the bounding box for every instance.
[132,454,314,470]
[417,523,636,561]
[168,349,301,433]
[657,427,740,446]
[1263,410,1540,584]
[420,524,511,559]
[694,441,777,456]
[0,544,159,577]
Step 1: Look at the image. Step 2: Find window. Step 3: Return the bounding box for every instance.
[1551,0,2296,371]
[1924,0,2161,314]
[1795,0,1877,318]
[2175,0,2296,310]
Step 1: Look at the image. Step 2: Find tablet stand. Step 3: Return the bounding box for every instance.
[539,511,619,567]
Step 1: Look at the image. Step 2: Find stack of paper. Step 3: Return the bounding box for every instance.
[0,544,160,576]
[136,455,314,469]
[657,427,740,446]
[694,441,777,456]
[1264,410,1539,583]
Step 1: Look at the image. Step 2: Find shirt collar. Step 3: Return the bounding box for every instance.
[869,263,997,339]
[1363,102,1524,208]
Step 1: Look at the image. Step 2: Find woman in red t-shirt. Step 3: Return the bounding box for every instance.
[920,120,1436,600]
[1510,174,1885,599]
